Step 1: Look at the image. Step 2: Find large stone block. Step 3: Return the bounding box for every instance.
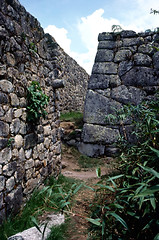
[84,90,122,125]
[82,123,120,144]
[78,142,105,157]
[92,62,118,74]
[111,85,146,105]
[133,53,152,66]
[98,40,116,49]
[114,49,132,62]
[121,67,159,87]
[95,49,114,62]
[118,60,134,77]
[98,33,114,41]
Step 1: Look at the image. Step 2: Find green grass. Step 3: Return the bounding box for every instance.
[0,175,81,240]
[60,111,83,129]
[47,221,69,240]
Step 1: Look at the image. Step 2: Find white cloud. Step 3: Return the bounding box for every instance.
[45,5,159,74]
[44,25,72,54]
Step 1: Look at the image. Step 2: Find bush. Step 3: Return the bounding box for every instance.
[88,94,159,240]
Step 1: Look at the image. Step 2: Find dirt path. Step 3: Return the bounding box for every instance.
[61,144,115,240]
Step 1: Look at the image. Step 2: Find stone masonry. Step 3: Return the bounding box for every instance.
[0,0,89,224]
[79,30,159,157]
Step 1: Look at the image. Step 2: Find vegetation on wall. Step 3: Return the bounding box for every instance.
[26,81,49,124]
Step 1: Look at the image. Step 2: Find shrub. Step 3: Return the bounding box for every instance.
[88,94,159,240]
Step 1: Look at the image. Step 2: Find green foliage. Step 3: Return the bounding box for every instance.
[60,111,83,129]
[112,24,123,33]
[88,95,159,239]
[27,81,49,124]
[7,138,14,147]
[150,8,159,15]
[0,175,81,240]
[29,42,37,54]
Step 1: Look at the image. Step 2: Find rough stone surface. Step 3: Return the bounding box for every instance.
[81,30,159,157]
[84,90,122,125]
[78,142,105,157]
[82,124,120,144]
[8,213,64,240]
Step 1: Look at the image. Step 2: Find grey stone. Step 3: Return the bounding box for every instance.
[0,92,9,104]
[0,138,8,150]
[6,177,15,192]
[121,67,159,87]
[14,135,23,149]
[25,159,34,170]
[95,49,114,62]
[111,85,146,105]
[8,213,64,240]
[18,148,25,161]
[78,142,105,157]
[8,236,24,240]
[0,148,12,164]
[0,192,4,209]
[0,121,9,137]
[6,52,16,66]
[92,62,118,74]
[118,60,134,77]
[10,118,21,134]
[82,123,120,144]
[88,74,109,89]
[0,176,5,191]
[10,93,19,106]
[133,53,152,66]
[4,108,13,122]
[88,74,121,89]
[114,50,132,62]
[153,51,159,69]
[120,30,137,38]
[98,40,116,49]
[98,32,114,41]
[0,64,6,76]
[14,109,22,118]
[0,106,4,117]
[24,133,38,149]
[123,38,138,47]
[3,162,17,177]
[138,44,154,55]
[84,90,122,125]
[6,186,23,216]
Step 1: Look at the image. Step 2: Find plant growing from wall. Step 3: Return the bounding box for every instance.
[26,81,49,124]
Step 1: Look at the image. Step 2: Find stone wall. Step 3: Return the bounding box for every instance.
[0,0,63,223]
[79,30,159,157]
[45,33,89,113]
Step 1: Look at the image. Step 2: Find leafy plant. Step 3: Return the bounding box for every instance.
[0,175,80,240]
[29,42,37,54]
[88,94,159,239]
[26,81,49,124]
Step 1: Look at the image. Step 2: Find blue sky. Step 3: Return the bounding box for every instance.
[20,0,159,74]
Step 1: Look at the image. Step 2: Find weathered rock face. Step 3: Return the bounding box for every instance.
[80,30,159,157]
[0,0,88,224]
